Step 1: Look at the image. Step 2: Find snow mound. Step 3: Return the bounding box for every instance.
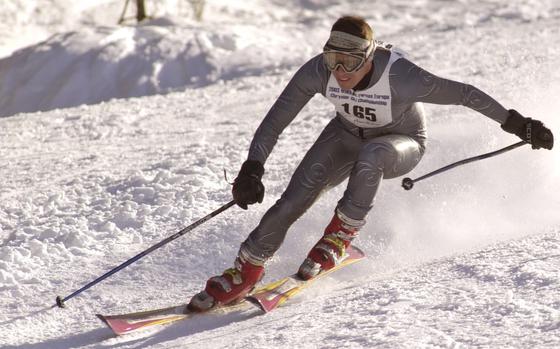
[0,19,313,118]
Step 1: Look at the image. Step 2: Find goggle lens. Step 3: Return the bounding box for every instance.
[323,51,365,73]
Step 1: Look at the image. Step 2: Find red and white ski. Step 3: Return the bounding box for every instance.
[96,300,250,335]
[245,245,365,313]
[96,300,249,336]
[97,245,365,335]
[97,304,191,336]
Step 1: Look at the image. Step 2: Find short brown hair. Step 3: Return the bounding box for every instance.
[331,16,374,41]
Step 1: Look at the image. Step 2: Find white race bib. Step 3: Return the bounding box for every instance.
[326,49,403,128]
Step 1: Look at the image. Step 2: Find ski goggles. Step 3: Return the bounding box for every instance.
[323,49,370,73]
[323,31,375,73]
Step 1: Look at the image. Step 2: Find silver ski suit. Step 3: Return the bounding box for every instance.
[240,45,510,264]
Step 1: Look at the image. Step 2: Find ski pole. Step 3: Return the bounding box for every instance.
[401,141,528,190]
[55,200,236,308]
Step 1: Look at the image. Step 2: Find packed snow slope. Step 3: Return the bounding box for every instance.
[1,0,559,348]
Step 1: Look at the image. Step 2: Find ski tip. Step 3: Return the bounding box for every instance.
[96,314,114,331]
[348,245,366,257]
[245,296,268,313]
[96,314,108,324]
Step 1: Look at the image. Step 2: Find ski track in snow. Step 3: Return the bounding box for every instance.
[1,0,560,348]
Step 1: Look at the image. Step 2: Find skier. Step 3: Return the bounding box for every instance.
[188,15,554,311]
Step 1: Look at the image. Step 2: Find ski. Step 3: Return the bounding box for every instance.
[246,245,365,313]
[97,246,365,335]
[96,300,249,336]
[96,304,191,336]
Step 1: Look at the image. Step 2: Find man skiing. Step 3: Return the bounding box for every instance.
[188,15,554,311]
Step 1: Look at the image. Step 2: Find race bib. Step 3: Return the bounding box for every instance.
[326,49,403,128]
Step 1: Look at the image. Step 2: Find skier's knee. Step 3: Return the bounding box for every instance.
[357,143,396,181]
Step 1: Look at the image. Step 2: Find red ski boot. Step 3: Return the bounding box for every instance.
[188,254,264,311]
[298,210,364,280]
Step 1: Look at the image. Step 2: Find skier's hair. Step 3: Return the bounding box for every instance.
[331,16,374,41]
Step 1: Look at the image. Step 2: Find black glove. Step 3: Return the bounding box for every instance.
[232,160,265,210]
[501,109,554,150]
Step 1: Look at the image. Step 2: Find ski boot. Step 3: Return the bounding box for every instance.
[298,210,364,280]
[188,251,265,312]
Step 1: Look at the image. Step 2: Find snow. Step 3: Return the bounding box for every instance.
[0,0,559,348]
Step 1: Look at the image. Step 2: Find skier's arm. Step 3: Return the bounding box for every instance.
[247,55,328,164]
[232,55,328,209]
[391,58,510,123]
[392,59,553,149]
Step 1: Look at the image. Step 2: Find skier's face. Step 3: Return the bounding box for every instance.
[332,59,373,89]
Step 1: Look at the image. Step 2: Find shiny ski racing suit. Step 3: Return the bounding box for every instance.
[239,45,510,264]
